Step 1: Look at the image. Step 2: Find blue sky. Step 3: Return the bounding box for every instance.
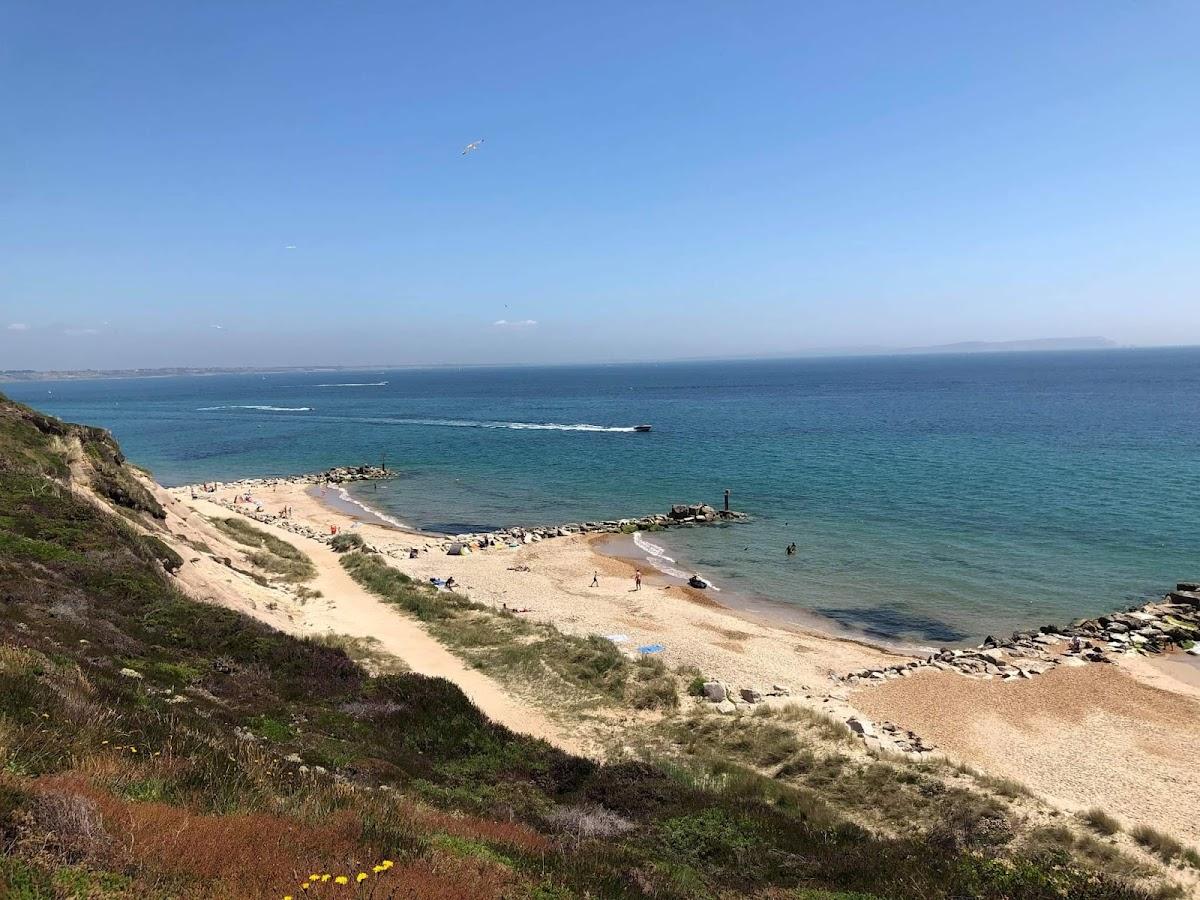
[2,1,1198,368]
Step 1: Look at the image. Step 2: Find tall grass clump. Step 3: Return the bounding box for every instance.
[1131,824,1186,862]
[212,517,315,582]
[1082,807,1122,836]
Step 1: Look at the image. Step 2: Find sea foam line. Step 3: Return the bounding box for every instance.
[330,486,409,530]
[196,405,313,412]
[316,381,389,387]
[632,531,721,591]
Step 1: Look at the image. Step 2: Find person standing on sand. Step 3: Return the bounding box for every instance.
[591,571,599,587]
[634,570,642,591]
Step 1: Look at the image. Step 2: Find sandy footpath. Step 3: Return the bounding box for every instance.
[153,485,585,755]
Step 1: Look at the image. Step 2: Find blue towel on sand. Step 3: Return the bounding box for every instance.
[637,643,665,654]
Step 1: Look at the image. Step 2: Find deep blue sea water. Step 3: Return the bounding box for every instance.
[6,349,1198,646]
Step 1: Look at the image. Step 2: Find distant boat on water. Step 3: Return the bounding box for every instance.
[634,424,652,432]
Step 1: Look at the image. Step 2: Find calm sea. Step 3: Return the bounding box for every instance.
[7,349,1198,646]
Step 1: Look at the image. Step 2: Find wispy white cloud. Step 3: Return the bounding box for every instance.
[492,319,538,328]
[6,323,29,331]
[63,327,100,336]
[285,245,297,250]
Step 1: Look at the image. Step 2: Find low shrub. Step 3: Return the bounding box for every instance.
[544,804,636,842]
[139,534,183,574]
[1131,824,1185,862]
[212,517,315,582]
[1082,807,1122,836]
[330,532,366,553]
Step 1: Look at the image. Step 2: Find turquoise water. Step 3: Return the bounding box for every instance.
[6,349,1198,645]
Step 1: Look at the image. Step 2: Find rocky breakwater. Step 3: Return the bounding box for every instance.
[834,582,1200,690]
[435,501,748,550]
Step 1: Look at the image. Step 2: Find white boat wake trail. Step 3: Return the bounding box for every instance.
[196,405,313,412]
[354,417,638,432]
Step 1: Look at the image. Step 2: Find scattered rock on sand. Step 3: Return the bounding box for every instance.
[702,682,726,702]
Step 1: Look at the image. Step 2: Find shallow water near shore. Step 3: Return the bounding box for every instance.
[7,348,1200,644]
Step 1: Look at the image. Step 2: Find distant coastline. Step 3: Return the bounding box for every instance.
[0,336,1144,383]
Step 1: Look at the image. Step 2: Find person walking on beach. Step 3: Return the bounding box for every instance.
[634,570,642,591]
[591,571,599,587]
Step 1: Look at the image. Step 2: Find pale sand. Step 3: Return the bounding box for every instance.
[180,480,906,696]
[852,662,1200,845]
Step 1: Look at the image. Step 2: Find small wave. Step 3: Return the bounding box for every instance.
[632,531,720,591]
[316,381,389,387]
[196,405,313,412]
[633,531,676,564]
[330,486,408,530]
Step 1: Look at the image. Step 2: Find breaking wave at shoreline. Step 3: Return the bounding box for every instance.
[633,531,720,590]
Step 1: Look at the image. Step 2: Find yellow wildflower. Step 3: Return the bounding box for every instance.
[320,874,331,882]
[372,865,384,873]
[130,748,138,754]
[381,860,394,869]
[284,896,292,900]
[309,874,321,881]
[356,872,368,883]
[334,875,348,885]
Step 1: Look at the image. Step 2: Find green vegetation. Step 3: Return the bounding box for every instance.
[211,515,316,582]
[0,393,1179,899]
[341,550,679,710]
[309,631,409,674]
[139,534,183,573]
[330,531,366,552]
[1083,807,1123,836]
[1131,824,1196,866]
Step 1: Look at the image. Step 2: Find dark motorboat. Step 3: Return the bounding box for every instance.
[633,424,652,432]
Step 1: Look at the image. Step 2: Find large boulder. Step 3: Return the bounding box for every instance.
[702,682,726,703]
[846,717,875,738]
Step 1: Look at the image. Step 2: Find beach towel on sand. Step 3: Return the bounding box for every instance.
[637,643,665,654]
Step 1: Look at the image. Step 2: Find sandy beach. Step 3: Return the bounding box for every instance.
[163,474,1200,846]
[171,477,904,699]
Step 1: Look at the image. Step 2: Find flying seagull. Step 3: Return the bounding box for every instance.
[461,138,484,156]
